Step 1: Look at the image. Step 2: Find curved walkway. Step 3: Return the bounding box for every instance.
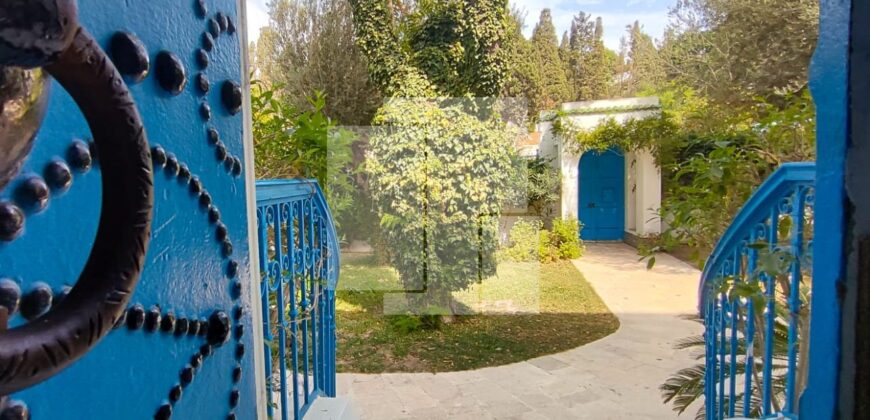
[336,243,703,419]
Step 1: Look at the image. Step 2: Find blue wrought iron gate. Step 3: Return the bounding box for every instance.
[0,0,261,418]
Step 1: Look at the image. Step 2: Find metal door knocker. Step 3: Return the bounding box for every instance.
[0,0,153,394]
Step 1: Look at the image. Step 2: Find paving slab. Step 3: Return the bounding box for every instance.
[338,243,704,419]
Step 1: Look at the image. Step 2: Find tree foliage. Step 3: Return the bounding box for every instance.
[528,9,571,113]
[251,82,356,221]
[348,0,517,307]
[566,13,612,101]
[664,0,819,105]
[253,0,381,125]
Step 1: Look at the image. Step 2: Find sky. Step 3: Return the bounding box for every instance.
[244,0,676,51]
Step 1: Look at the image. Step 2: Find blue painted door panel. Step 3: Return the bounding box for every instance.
[0,0,256,418]
[578,149,625,241]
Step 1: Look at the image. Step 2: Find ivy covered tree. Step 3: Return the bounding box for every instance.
[348,0,517,312]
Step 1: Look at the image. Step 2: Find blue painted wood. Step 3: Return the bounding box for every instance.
[0,0,256,418]
[801,0,851,417]
[699,163,815,419]
[255,180,339,420]
[578,148,625,241]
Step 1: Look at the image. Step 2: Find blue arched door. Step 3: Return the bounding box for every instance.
[578,148,625,241]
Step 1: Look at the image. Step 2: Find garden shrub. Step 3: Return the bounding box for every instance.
[538,218,583,262]
[501,219,543,262]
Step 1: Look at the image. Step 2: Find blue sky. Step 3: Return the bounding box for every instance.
[245,0,675,51]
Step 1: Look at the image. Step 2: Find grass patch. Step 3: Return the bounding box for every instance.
[336,254,619,373]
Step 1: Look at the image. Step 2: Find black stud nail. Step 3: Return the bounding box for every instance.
[222,240,233,258]
[15,177,50,212]
[198,320,209,336]
[166,154,180,176]
[195,0,207,18]
[215,222,228,241]
[1,400,30,420]
[152,146,168,166]
[232,157,242,176]
[110,32,150,83]
[67,140,93,172]
[200,102,212,121]
[188,320,201,336]
[190,352,203,368]
[207,128,220,144]
[227,413,236,420]
[224,156,235,171]
[231,281,242,299]
[227,16,236,34]
[190,176,203,194]
[232,365,242,383]
[233,306,243,321]
[160,312,177,332]
[208,205,221,223]
[199,191,212,207]
[215,142,228,161]
[0,202,24,242]
[221,81,243,115]
[44,160,72,191]
[169,385,183,402]
[127,304,145,330]
[175,318,190,336]
[196,49,209,69]
[207,310,230,346]
[200,344,212,356]
[178,164,191,180]
[20,282,52,320]
[202,32,215,52]
[227,260,239,278]
[0,278,21,316]
[144,306,162,332]
[216,12,229,32]
[180,365,194,385]
[208,18,221,38]
[155,403,172,420]
[195,73,209,94]
[229,389,240,407]
[235,343,245,360]
[155,51,187,95]
[234,324,244,340]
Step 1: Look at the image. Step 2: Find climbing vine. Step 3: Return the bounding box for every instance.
[552,112,678,160]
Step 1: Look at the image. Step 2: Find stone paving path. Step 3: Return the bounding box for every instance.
[337,243,703,419]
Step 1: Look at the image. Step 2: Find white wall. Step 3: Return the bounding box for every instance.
[537,97,662,238]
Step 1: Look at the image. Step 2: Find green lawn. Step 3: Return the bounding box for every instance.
[336,254,619,373]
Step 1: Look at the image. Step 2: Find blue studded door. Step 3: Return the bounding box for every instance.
[0,0,260,419]
[578,148,625,241]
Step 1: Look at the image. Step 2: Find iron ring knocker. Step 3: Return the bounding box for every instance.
[0,0,153,394]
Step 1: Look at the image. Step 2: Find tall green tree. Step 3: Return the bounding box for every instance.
[624,21,666,95]
[502,8,542,121]
[567,12,613,101]
[529,9,571,114]
[253,0,381,125]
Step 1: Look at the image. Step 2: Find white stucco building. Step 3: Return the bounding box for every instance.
[535,97,663,243]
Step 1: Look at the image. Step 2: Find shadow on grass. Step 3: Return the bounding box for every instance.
[335,258,620,373]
